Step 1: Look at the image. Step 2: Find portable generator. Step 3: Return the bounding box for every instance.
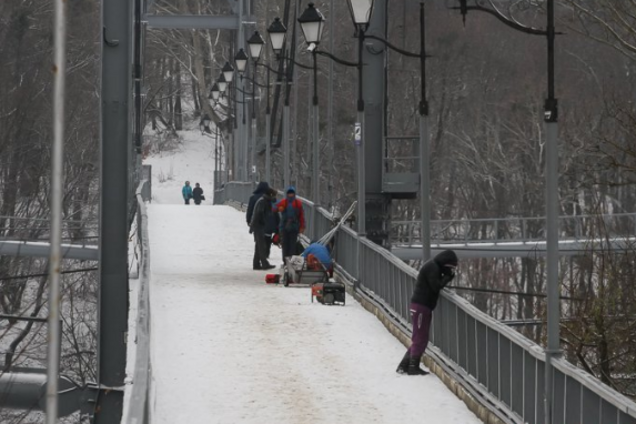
[311,281,345,305]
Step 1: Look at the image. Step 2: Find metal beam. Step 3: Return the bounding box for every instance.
[144,14,239,30]
[0,240,98,261]
[0,372,80,417]
[97,0,131,420]
[392,237,636,260]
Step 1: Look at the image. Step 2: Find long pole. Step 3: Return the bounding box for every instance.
[544,0,560,422]
[419,2,431,262]
[312,49,320,238]
[46,1,67,422]
[265,66,271,183]
[283,102,291,189]
[251,61,257,182]
[327,0,335,207]
[357,29,366,237]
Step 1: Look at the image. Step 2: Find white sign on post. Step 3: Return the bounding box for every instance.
[354,122,362,146]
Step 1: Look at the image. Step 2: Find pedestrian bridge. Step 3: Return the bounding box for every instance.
[121,180,636,424]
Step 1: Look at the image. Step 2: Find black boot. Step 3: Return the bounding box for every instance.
[407,354,429,376]
[396,351,410,374]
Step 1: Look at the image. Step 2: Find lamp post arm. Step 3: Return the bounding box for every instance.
[315,50,358,68]
[363,34,421,58]
[450,3,553,36]
[240,75,268,88]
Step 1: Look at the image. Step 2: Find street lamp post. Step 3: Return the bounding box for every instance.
[267,17,291,190]
[346,0,375,238]
[247,31,265,183]
[454,1,560,422]
[234,48,249,180]
[298,3,326,239]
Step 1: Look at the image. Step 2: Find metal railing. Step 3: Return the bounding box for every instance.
[217,182,636,424]
[392,212,636,246]
[123,180,152,424]
[214,181,254,206]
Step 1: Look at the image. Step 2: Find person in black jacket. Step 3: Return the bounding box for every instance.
[246,181,270,227]
[192,183,204,205]
[250,188,277,270]
[396,249,458,375]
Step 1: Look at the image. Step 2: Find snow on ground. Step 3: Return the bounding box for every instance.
[148,203,481,424]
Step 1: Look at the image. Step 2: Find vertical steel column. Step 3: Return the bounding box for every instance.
[327,0,335,207]
[357,31,366,237]
[311,49,320,237]
[265,66,271,183]
[97,0,132,420]
[46,0,67,422]
[418,3,431,262]
[283,103,291,189]
[544,0,560,422]
[237,0,246,180]
[251,60,257,182]
[362,0,387,244]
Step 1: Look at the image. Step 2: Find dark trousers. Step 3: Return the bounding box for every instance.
[281,230,299,260]
[253,230,270,269]
[184,198,190,205]
[407,303,433,357]
[265,235,272,258]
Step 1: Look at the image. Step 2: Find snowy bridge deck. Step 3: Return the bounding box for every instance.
[148,204,480,424]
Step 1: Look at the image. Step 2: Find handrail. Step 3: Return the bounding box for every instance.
[123,180,152,424]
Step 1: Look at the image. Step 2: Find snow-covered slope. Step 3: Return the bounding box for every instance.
[144,129,216,205]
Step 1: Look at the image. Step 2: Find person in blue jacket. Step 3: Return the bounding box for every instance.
[302,242,332,268]
[182,181,193,205]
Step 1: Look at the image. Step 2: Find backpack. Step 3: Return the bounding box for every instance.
[282,199,302,232]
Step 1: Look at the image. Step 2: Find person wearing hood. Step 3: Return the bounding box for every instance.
[246,181,270,227]
[192,183,204,205]
[182,181,193,205]
[250,188,277,270]
[276,186,305,261]
[396,249,458,376]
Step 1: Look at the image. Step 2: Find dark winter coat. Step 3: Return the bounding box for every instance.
[411,250,458,310]
[192,187,204,202]
[246,182,270,225]
[250,193,275,232]
[265,199,279,236]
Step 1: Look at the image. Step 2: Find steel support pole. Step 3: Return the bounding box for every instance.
[544,0,560,421]
[265,65,271,183]
[311,50,320,238]
[356,31,366,237]
[47,1,67,422]
[97,0,132,420]
[283,104,291,189]
[327,0,334,208]
[419,114,431,261]
[419,3,431,262]
[265,113,271,183]
[251,60,257,182]
[251,117,257,181]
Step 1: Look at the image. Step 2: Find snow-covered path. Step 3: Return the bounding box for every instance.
[148,203,481,424]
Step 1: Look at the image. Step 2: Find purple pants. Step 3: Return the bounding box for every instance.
[407,303,433,357]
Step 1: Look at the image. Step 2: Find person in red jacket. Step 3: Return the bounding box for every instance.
[276,186,305,261]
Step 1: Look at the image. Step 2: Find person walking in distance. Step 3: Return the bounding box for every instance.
[250,188,277,271]
[182,181,193,205]
[192,183,204,205]
[277,187,305,262]
[396,250,458,375]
